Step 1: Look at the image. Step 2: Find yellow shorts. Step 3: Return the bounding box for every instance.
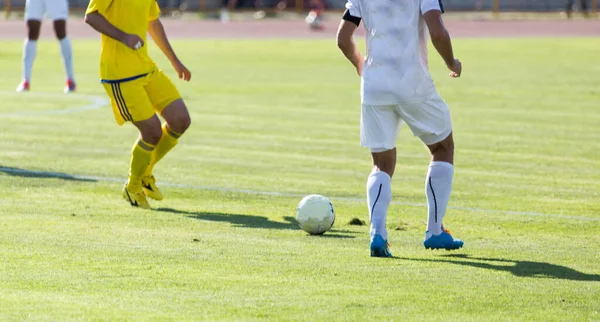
[101,70,181,126]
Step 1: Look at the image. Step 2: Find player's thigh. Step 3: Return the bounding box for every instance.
[144,70,183,114]
[397,95,452,146]
[45,0,69,21]
[25,0,44,21]
[102,80,156,126]
[360,105,402,151]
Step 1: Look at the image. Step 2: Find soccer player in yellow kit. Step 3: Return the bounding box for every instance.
[84,0,192,209]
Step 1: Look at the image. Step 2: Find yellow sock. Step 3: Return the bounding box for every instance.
[145,124,181,176]
[127,139,155,192]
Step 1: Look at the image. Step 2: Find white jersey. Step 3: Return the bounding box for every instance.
[346,0,443,105]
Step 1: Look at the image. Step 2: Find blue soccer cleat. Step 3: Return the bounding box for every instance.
[370,234,392,258]
[424,230,464,250]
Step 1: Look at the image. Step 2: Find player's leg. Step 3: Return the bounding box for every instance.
[143,98,190,177]
[306,0,324,30]
[18,0,43,92]
[580,0,589,16]
[49,0,75,92]
[397,95,463,250]
[566,0,575,18]
[102,79,159,209]
[53,20,75,92]
[119,115,162,209]
[125,122,161,210]
[361,104,400,258]
[423,133,461,249]
[221,0,237,22]
[141,71,191,200]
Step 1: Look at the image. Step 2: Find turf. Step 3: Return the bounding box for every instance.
[0,37,599,321]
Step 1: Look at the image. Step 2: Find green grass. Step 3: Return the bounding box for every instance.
[0,37,599,321]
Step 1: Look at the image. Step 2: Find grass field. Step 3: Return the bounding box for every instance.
[0,37,599,321]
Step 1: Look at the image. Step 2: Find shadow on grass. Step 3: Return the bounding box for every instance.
[397,254,600,282]
[0,166,97,182]
[156,207,357,239]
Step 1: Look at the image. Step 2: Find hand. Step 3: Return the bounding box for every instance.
[172,60,192,81]
[123,34,144,50]
[447,59,462,78]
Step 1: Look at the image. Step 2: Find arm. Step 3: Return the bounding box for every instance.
[422,9,461,77]
[148,19,180,67]
[148,18,191,81]
[84,11,143,50]
[336,15,363,76]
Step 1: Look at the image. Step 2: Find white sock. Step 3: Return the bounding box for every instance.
[22,39,37,81]
[59,37,75,81]
[425,161,454,238]
[367,170,392,241]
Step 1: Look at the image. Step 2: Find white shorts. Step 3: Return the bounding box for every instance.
[360,94,452,151]
[25,0,69,21]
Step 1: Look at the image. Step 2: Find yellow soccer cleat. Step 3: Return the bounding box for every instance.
[141,175,163,201]
[122,184,151,209]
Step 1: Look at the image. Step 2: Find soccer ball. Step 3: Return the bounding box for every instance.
[296,194,335,235]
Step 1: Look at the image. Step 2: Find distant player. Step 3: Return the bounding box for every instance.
[17,0,76,93]
[85,0,192,209]
[565,0,589,18]
[336,0,464,257]
[306,0,325,30]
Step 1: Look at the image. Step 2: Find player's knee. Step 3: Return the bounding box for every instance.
[53,20,67,39]
[27,29,40,40]
[26,22,41,40]
[54,28,67,40]
[143,127,163,146]
[371,148,396,177]
[180,114,191,133]
[429,133,454,163]
[170,114,191,135]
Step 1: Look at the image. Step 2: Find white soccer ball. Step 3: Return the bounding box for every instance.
[296,194,335,235]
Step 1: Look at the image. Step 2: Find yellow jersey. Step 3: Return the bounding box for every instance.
[85,0,161,81]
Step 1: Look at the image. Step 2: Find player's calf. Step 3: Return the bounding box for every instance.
[138,103,190,201]
[367,148,395,257]
[53,19,76,93]
[424,132,459,249]
[18,20,41,91]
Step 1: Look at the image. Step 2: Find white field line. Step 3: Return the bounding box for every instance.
[0,166,597,222]
[0,92,108,116]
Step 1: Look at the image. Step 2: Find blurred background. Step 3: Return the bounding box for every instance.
[2,0,598,22]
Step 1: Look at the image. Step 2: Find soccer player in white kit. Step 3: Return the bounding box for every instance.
[336,0,464,257]
[16,0,76,93]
